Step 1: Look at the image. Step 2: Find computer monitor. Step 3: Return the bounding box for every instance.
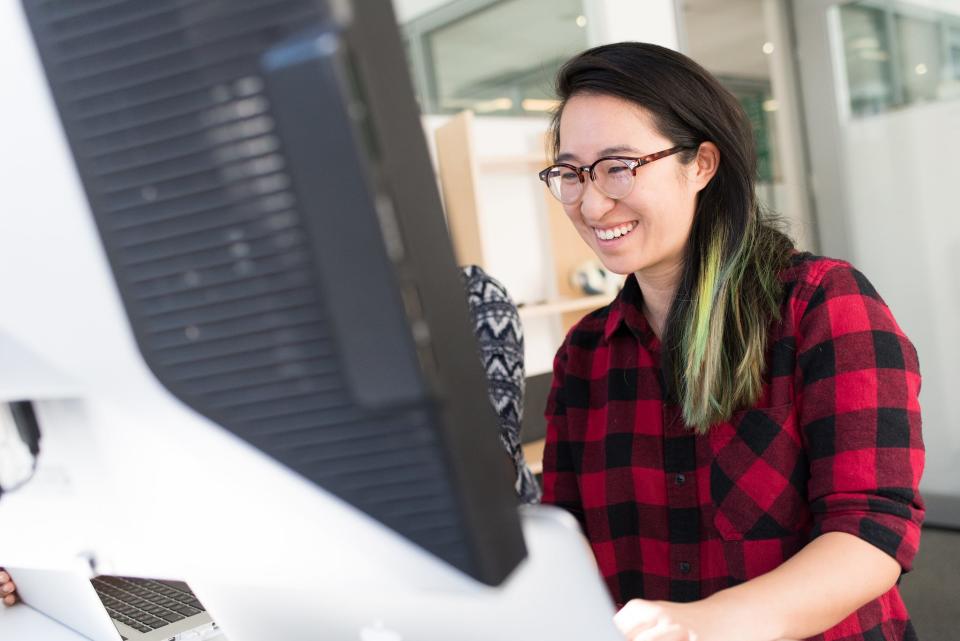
[17,0,524,586]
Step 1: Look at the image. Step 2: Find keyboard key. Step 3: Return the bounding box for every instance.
[139,615,167,629]
[174,605,200,616]
[159,611,186,623]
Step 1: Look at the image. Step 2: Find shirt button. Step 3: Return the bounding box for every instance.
[678,561,691,575]
[675,473,686,485]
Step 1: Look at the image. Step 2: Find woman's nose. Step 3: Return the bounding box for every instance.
[578,180,615,223]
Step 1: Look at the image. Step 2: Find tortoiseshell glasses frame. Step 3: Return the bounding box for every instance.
[538,145,691,204]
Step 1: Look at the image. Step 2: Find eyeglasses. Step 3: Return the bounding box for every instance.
[538,145,690,204]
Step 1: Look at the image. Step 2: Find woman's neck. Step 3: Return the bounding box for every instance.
[634,261,684,340]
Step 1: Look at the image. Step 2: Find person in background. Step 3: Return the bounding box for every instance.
[538,42,924,641]
[461,265,541,504]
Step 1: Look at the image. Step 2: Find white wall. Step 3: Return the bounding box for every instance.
[839,99,960,497]
[584,0,680,49]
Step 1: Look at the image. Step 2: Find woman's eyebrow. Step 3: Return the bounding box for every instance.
[555,145,643,163]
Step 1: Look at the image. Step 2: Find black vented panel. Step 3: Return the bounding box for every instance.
[24,0,470,570]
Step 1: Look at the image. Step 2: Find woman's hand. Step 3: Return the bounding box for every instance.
[614,599,713,641]
[614,598,802,641]
[1,569,18,606]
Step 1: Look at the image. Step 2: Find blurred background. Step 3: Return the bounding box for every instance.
[390,0,960,635]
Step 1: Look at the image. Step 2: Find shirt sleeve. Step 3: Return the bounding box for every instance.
[796,263,925,571]
[540,334,586,531]
[459,265,541,504]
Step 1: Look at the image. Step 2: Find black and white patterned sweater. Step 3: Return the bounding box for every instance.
[460,265,541,504]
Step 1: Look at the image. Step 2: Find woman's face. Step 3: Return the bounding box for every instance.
[557,93,708,278]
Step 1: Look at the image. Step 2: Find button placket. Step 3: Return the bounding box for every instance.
[663,404,701,582]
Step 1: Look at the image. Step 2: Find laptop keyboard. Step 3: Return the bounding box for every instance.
[92,576,205,634]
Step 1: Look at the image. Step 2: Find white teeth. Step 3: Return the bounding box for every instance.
[594,222,637,241]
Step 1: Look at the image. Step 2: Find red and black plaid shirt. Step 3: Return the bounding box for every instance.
[542,253,924,641]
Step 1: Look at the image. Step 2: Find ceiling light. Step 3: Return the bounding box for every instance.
[850,37,880,50]
[762,99,779,112]
[858,50,889,61]
[576,15,587,28]
[915,63,928,75]
[762,42,775,55]
[474,98,513,113]
[522,99,560,112]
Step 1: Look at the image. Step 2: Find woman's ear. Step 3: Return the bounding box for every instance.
[690,141,720,191]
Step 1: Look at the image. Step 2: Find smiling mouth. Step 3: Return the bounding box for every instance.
[593,221,638,241]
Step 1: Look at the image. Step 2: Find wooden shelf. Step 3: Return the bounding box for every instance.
[521,437,545,476]
[518,294,613,319]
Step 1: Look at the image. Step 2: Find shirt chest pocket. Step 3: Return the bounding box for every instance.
[707,404,811,541]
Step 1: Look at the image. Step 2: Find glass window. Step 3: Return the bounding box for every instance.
[951,28,960,76]
[718,79,778,185]
[950,24,960,64]
[946,23,960,92]
[404,0,588,116]
[838,1,960,117]
[681,0,782,209]
[896,14,942,104]
[838,4,899,116]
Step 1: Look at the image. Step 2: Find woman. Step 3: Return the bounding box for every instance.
[539,43,923,641]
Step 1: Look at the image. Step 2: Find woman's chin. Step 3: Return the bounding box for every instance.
[595,254,643,277]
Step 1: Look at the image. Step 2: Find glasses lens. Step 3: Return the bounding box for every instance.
[545,166,582,204]
[594,158,635,199]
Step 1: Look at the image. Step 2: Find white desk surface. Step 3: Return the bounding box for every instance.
[0,603,231,641]
[0,602,88,641]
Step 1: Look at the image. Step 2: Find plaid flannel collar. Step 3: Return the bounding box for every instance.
[603,274,660,351]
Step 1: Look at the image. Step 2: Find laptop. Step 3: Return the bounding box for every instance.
[8,561,221,641]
